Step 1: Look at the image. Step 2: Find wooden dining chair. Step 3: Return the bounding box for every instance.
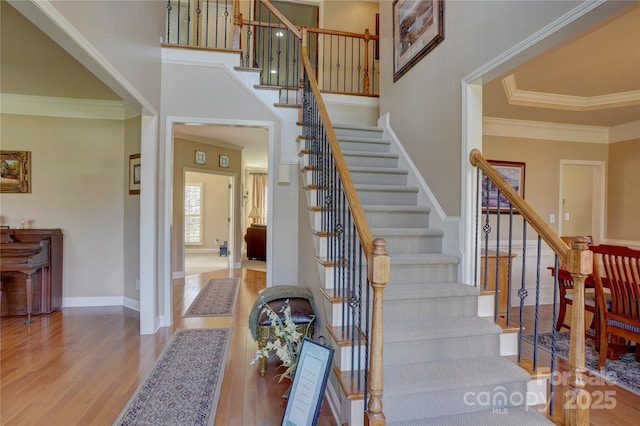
[555,236,596,333]
[591,244,640,370]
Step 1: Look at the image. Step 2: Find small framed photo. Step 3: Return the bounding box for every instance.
[195,150,207,165]
[482,160,526,214]
[129,153,141,195]
[0,150,31,193]
[219,154,230,168]
[393,0,444,82]
[282,339,334,426]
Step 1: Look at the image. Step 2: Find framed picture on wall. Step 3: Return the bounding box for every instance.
[482,160,526,214]
[0,150,31,193]
[129,153,141,195]
[393,0,444,81]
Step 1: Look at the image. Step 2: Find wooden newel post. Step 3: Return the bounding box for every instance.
[564,236,592,426]
[365,238,390,426]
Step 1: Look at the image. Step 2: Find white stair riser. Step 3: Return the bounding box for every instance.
[332,342,367,372]
[500,332,519,356]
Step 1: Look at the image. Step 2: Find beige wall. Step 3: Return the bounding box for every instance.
[607,138,640,241]
[172,138,241,273]
[483,136,608,233]
[0,113,129,301]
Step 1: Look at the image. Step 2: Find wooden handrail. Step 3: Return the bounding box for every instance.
[470,149,570,261]
[300,44,375,258]
[260,0,302,39]
[470,148,591,426]
[307,26,380,41]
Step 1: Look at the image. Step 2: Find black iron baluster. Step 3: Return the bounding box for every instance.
[506,205,515,327]
[195,0,201,45]
[533,235,542,371]
[166,0,172,44]
[517,220,528,364]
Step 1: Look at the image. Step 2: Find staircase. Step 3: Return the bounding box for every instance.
[300,123,554,425]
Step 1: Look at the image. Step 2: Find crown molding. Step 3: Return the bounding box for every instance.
[484,116,640,144]
[483,117,609,143]
[609,120,640,143]
[502,74,640,111]
[0,93,139,120]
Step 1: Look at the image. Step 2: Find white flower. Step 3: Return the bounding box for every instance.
[250,299,315,382]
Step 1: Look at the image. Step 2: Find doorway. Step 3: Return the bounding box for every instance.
[559,161,605,243]
[184,170,233,276]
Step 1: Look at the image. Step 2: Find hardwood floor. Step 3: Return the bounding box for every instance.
[0,268,334,426]
[1,269,639,425]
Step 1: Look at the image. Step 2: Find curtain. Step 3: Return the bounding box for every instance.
[252,173,267,225]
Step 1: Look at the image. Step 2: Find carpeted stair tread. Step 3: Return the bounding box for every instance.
[385,283,480,300]
[387,406,554,425]
[384,356,530,396]
[333,123,383,132]
[384,316,501,343]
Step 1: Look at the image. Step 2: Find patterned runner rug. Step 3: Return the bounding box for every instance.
[184,278,240,317]
[524,331,640,396]
[113,328,231,426]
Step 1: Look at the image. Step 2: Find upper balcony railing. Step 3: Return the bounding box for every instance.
[164,0,379,100]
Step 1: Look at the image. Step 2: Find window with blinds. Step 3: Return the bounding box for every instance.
[184,183,203,244]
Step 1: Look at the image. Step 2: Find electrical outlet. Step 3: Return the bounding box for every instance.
[564,212,570,221]
[549,213,555,223]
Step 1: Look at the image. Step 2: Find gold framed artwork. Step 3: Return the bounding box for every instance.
[129,153,141,195]
[393,0,444,81]
[0,150,31,193]
[482,160,526,214]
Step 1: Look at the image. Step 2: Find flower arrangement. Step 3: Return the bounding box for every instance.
[251,299,315,382]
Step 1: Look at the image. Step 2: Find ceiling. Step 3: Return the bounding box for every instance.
[2,1,638,165]
[483,2,640,128]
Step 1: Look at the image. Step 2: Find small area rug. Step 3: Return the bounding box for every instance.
[523,331,640,396]
[113,328,231,426]
[184,278,240,317]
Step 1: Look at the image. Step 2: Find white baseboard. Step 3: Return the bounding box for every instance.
[124,297,140,312]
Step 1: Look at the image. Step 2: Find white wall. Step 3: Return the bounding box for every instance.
[0,113,127,303]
